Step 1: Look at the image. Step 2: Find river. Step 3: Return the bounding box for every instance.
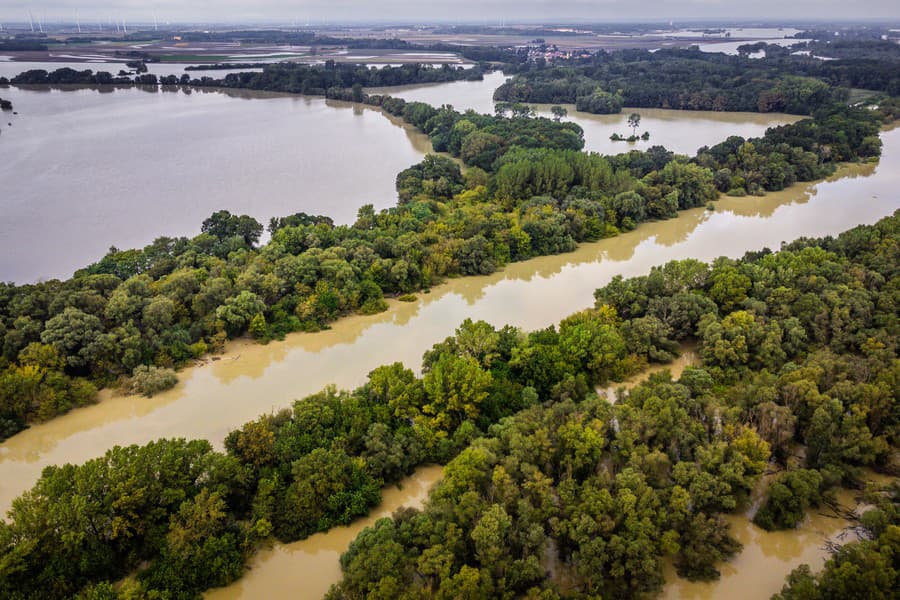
[1,75,898,599]
[660,473,891,599]
[1,126,897,516]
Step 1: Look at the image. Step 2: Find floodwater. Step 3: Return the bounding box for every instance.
[646,28,805,40]
[2,73,801,283]
[660,478,888,599]
[598,343,699,402]
[367,70,508,115]
[207,465,443,600]
[531,106,803,156]
[0,85,431,282]
[212,370,893,600]
[372,71,804,155]
[1,127,897,516]
[698,39,812,56]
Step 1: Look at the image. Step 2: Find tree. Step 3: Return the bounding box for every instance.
[754,469,824,531]
[201,210,263,247]
[129,365,178,397]
[550,105,567,122]
[40,307,105,372]
[277,447,381,541]
[421,354,493,433]
[216,291,266,336]
[628,113,641,137]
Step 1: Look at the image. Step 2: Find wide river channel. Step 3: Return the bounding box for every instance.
[0,72,898,599]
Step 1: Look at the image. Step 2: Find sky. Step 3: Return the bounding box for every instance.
[1,1,898,26]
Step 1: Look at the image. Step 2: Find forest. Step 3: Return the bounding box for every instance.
[493,46,900,114]
[0,210,896,598]
[0,73,886,440]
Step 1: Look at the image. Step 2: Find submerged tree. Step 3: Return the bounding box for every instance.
[628,112,642,137]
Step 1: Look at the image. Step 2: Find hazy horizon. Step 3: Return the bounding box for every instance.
[1,1,899,27]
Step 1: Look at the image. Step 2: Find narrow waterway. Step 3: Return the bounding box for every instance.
[207,465,444,600]
[598,343,699,402]
[1,127,897,516]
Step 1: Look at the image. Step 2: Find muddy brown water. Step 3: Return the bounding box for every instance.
[206,465,443,600]
[208,392,894,600]
[598,343,699,402]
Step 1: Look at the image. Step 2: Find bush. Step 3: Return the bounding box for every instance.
[129,365,178,397]
[753,469,825,530]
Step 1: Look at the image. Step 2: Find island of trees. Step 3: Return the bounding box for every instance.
[0,210,896,598]
[8,61,484,91]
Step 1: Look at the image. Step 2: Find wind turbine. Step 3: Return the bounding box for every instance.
[28,10,35,32]
[76,10,81,33]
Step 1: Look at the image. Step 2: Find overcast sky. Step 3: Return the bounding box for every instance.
[1,1,899,25]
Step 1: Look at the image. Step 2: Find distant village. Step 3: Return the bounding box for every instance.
[523,40,593,62]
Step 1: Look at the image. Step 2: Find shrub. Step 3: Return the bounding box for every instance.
[130,365,178,397]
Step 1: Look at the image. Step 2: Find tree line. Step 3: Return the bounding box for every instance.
[0,210,896,598]
[0,82,886,441]
[8,62,483,91]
